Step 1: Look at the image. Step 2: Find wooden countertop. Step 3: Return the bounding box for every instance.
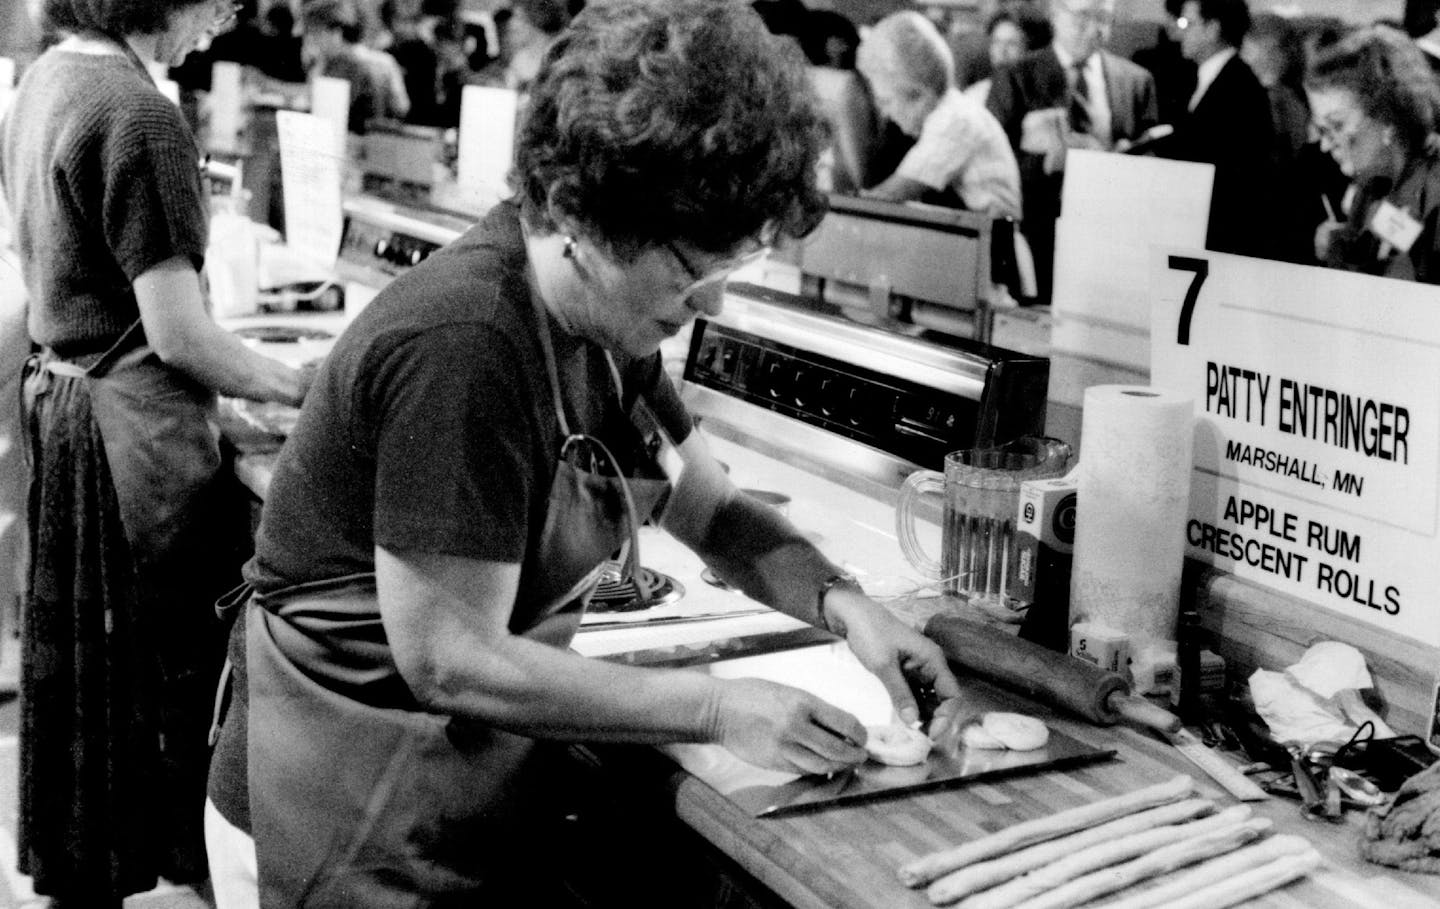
[627,675,1439,909]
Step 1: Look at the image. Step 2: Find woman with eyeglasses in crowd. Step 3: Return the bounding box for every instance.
[1308,25,1440,283]
[0,0,315,905]
[201,2,961,905]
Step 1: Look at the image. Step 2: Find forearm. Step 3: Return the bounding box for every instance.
[161,317,308,405]
[425,630,725,743]
[134,258,308,405]
[863,173,928,204]
[693,495,843,628]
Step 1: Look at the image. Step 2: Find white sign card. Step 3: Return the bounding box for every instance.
[1052,150,1214,372]
[457,85,519,206]
[276,110,343,269]
[309,75,351,150]
[209,61,244,154]
[0,57,15,114]
[1151,249,1440,647]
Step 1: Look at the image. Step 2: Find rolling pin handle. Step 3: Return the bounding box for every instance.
[1108,692,1183,735]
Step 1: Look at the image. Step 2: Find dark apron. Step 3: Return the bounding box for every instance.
[20,321,237,895]
[244,296,671,907]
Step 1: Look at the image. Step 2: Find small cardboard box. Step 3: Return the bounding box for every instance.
[1014,475,1078,652]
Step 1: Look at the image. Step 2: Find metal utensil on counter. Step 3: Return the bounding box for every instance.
[1329,765,1387,808]
[1288,744,1344,823]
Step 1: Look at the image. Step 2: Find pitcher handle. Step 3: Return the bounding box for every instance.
[895,469,945,580]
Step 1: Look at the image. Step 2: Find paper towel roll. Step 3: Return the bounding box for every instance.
[1071,385,1194,646]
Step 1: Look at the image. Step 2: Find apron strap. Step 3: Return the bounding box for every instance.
[521,229,654,599]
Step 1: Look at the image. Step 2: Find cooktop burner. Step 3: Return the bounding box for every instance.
[589,562,685,612]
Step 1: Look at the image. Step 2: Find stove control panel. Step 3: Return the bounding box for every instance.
[689,325,978,467]
[684,290,1049,477]
[341,218,444,274]
[334,196,471,290]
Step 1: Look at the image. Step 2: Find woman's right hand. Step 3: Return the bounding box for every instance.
[707,678,868,775]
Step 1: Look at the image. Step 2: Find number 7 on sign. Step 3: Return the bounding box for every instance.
[1169,255,1209,345]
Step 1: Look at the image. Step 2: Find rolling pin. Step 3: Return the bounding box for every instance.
[924,614,1181,735]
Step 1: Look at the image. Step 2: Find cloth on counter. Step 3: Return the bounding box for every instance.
[1286,641,1373,698]
[1362,760,1440,873]
[1250,641,1394,746]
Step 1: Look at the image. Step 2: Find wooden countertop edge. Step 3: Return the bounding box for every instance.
[1191,562,1439,737]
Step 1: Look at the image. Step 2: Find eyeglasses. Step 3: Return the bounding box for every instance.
[664,239,772,298]
[207,1,243,37]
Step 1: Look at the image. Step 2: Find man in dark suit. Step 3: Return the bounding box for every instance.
[1150,0,1276,259]
[988,0,1159,305]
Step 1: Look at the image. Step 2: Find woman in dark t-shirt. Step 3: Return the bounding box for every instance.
[203,3,966,906]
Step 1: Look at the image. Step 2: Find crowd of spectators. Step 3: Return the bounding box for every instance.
[161,0,1440,292]
[173,0,579,130]
[755,0,1440,294]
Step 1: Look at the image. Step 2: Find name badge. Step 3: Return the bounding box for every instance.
[1369,200,1423,254]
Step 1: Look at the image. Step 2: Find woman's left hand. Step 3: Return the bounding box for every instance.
[826,591,963,741]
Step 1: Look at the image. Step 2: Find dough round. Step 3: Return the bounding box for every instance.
[981,712,1050,750]
[864,723,933,766]
[961,724,1007,750]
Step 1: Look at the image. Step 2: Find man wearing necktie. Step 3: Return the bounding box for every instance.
[1146,0,1277,259]
[988,0,1159,305]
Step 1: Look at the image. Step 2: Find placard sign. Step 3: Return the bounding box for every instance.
[0,57,15,119]
[276,110,343,269]
[1151,249,1440,647]
[457,85,519,207]
[1052,150,1214,372]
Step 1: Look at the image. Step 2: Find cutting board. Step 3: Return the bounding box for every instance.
[642,642,1116,818]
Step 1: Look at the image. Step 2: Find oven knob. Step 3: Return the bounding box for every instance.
[791,366,810,408]
[374,238,389,259]
[409,248,424,266]
[844,385,866,426]
[764,357,788,399]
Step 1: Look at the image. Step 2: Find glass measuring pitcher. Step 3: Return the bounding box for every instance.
[895,437,1071,608]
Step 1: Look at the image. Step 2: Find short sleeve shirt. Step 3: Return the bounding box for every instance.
[897,87,1024,221]
[245,201,693,598]
[0,48,208,351]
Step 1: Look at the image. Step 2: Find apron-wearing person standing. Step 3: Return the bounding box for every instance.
[22,323,248,900]
[229,283,672,905]
[2,9,313,901]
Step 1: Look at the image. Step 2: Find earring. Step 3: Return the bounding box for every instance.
[562,235,578,259]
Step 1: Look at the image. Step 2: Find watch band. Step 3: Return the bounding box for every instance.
[817,571,860,633]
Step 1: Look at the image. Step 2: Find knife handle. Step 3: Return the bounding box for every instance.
[1108,692,1182,734]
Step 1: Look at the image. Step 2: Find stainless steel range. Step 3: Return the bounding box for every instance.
[574,281,1049,656]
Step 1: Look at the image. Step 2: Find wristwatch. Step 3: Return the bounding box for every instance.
[816,571,861,633]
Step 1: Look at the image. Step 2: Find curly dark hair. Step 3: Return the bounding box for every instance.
[1305,24,1440,154]
[515,0,828,259]
[43,0,208,35]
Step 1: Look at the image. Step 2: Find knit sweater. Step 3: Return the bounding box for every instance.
[0,48,208,354]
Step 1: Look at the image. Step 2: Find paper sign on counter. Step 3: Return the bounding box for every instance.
[276,110,343,269]
[309,75,351,150]
[0,57,15,116]
[457,85,518,208]
[1151,249,1440,647]
[1051,150,1214,374]
[209,61,244,154]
